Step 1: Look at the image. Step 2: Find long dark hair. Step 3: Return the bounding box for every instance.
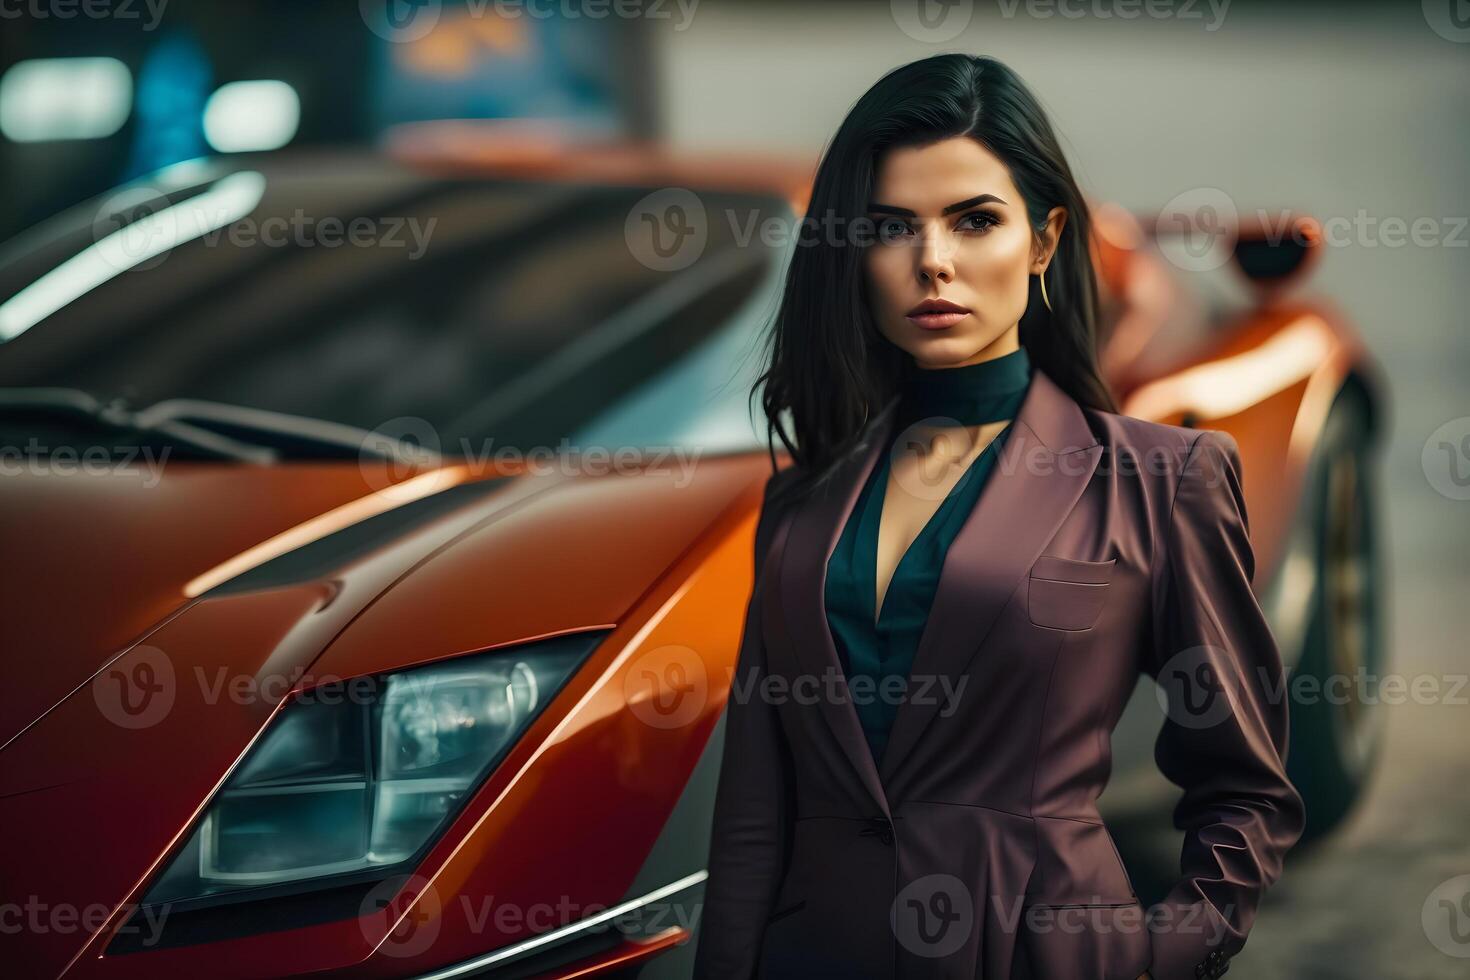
[753,53,1118,510]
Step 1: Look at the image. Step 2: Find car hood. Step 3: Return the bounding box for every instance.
[0,461,435,750]
[0,455,757,752]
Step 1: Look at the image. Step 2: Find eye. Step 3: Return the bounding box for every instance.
[875,217,912,241]
[959,210,1000,232]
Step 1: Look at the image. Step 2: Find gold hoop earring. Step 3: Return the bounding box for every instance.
[1038,268,1052,313]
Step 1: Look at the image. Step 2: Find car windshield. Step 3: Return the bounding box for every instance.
[0,157,785,459]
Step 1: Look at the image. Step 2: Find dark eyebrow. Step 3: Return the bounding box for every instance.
[867,193,1007,217]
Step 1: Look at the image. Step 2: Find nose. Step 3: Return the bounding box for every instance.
[916,225,955,285]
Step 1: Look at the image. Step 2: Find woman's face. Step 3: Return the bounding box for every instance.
[862,136,1065,369]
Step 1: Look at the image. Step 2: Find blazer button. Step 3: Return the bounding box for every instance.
[860,817,894,846]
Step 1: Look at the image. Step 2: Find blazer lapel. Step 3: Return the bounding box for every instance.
[776,367,1099,811]
[776,366,1102,811]
[878,367,1102,784]
[778,397,901,818]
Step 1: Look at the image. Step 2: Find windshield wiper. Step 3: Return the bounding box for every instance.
[0,387,276,462]
[1,389,437,464]
[132,398,437,464]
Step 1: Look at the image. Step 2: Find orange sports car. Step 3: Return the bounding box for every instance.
[0,135,1386,978]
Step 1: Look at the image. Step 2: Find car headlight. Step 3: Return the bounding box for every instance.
[141,631,606,909]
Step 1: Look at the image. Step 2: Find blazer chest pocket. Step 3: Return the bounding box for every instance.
[1028,555,1115,631]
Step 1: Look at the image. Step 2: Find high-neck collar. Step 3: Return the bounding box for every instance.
[896,344,1033,427]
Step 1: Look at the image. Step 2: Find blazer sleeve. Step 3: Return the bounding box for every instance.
[1141,430,1307,980]
[692,470,796,979]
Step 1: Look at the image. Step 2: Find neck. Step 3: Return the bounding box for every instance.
[915,333,1021,371]
[896,344,1033,427]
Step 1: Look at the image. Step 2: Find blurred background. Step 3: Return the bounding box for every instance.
[1,1,1466,977]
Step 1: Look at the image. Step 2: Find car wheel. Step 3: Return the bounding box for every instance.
[1282,383,1385,841]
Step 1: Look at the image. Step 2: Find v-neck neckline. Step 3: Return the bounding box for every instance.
[866,424,1007,628]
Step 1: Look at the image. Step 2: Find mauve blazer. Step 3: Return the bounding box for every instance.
[693,366,1306,980]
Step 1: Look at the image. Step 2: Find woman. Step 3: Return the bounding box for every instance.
[693,54,1305,980]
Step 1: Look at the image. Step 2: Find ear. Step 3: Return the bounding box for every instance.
[1030,206,1068,274]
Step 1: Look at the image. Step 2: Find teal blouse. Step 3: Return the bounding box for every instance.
[824,345,1034,768]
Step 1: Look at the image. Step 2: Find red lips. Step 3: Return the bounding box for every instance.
[906,297,971,316]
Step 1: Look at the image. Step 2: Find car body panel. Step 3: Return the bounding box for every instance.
[311,454,760,683]
[1119,302,1385,599]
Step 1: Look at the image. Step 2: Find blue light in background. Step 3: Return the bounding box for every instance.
[125,31,212,180]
